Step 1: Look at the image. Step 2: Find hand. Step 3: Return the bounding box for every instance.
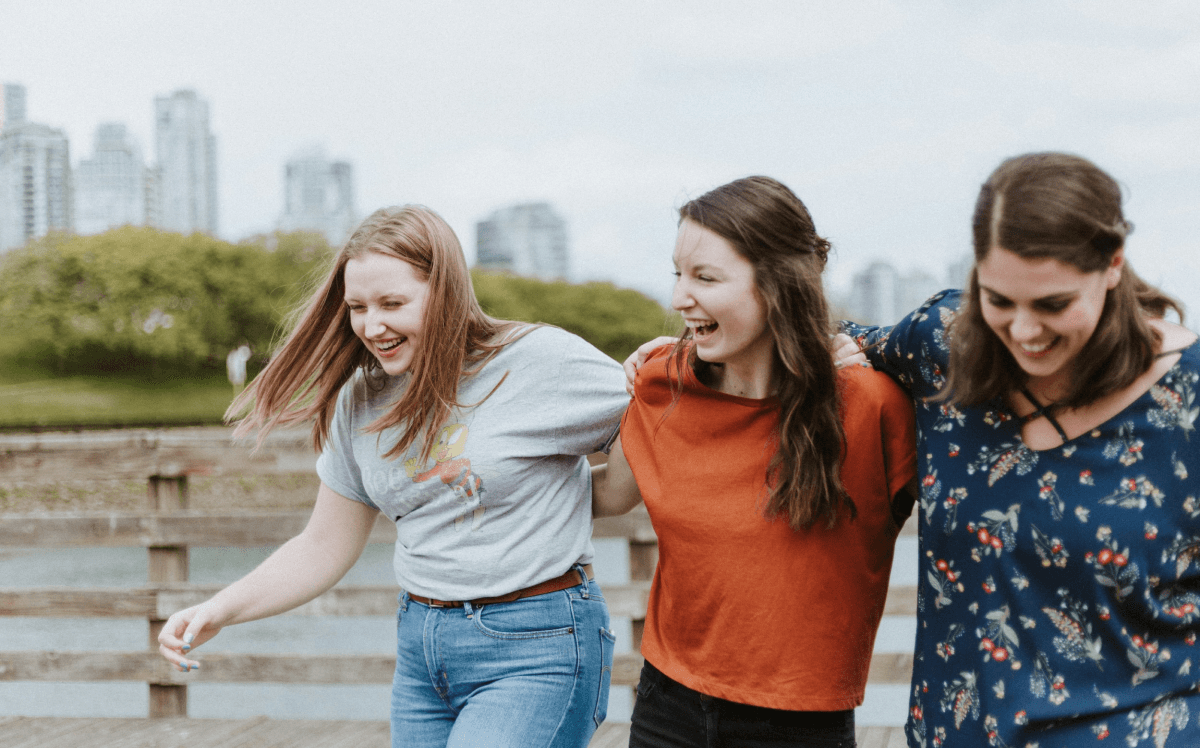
[157,602,225,673]
[832,333,869,369]
[622,336,679,395]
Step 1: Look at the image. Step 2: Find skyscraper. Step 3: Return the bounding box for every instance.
[277,147,356,246]
[155,89,217,235]
[74,123,149,235]
[0,120,72,252]
[475,203,569,280]
[1,83,27,132]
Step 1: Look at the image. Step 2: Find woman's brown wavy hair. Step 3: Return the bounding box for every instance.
[942,153,1183,410]
[668,176,851,530]
[227,205,525,460]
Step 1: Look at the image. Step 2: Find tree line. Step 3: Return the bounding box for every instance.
[0,228,676,377]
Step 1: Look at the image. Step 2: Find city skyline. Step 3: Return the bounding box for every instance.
[3,2,1199,314]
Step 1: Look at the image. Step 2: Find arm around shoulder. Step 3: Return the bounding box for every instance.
[591,434,643,517]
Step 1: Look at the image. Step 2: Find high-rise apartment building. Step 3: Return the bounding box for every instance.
[475,202,569,280]
[0,120,72,252]
[155,89,217,235]
[74,123,149,235]
[1,83,27,132]
[277,147,356,246]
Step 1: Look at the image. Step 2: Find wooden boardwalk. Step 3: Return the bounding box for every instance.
[0,718,907,747]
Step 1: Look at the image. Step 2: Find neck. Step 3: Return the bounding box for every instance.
[711,359,775,399]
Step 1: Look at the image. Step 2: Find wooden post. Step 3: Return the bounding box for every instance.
[148,475,189,718]
[627,537,657,707]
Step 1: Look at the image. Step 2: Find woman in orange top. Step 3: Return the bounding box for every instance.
[593,176,917,747]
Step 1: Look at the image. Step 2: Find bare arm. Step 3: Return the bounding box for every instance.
[591,435,643,517]
[157,481,378,670]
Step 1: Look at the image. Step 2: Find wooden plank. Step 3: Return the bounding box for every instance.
[0,717,391,748]
[0,581,654,620]
[0,427,317,483]
[0,511,396,548]
[883,584,917,616]
[592,506,656,542]
[0,650,655,686]
[0,651,396,685]
[0,719,906,748]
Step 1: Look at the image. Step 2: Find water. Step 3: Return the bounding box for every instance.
[0,536,918,724]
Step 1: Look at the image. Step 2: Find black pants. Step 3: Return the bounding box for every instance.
[628,660,857,748]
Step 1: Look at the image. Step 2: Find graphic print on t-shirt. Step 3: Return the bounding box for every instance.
[404,422,486,530]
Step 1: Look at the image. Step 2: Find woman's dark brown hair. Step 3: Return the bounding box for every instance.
[943,152,1182,410]
[228,205,525,460]
[670,176,850,530]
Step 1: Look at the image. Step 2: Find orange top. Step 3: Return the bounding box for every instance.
[621,347,916,711]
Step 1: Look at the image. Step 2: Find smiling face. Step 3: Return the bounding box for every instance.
[343,251,430,376]
[671,219,774,383]
[975,245,1122,396]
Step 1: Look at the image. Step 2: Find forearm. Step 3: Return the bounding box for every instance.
[204,483,376,626]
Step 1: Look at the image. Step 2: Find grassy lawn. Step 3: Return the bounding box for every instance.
[0,369,239,429]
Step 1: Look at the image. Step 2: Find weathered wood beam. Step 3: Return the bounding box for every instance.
[0,581,659,620]
[0,509,654,547]
[0,650,914,687]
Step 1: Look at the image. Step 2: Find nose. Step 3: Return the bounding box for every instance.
[671,279,694,311]
[1009,306,1042,341]
[363,308,388,338]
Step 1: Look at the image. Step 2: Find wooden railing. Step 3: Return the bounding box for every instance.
[0,427,915,719]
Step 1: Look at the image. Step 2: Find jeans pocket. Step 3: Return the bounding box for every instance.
[594,627,617,727]
[634,660,661,699]
[472,594,576,640]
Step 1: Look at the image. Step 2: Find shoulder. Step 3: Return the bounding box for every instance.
[501,325,609,360]
[838,364,911,413]
[1149,318,1199,355]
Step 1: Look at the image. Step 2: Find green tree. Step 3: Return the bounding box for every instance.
[471,270,677,360]
[0,228,332,374]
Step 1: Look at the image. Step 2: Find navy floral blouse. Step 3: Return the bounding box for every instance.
[844,290,1200,748]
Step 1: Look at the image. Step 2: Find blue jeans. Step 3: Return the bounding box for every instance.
[391,567,615,748]
[629,660,857,748]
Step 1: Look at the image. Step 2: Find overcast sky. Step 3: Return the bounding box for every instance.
[4,1,1199,316]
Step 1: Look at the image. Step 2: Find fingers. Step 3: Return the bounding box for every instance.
[832,333,869,368]
[623,336,679,394]
[157,607,213,673]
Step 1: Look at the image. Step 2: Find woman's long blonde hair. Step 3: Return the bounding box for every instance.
[228,205,524,459]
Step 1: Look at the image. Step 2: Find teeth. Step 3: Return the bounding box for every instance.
[691,322,717,335]
[377,338,404,351]
[1021,341,1053,353]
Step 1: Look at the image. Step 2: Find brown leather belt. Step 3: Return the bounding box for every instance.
[408,564,594,608]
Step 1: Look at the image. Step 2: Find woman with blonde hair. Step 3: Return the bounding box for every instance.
[158,205,629,747]
[596,176,917,747]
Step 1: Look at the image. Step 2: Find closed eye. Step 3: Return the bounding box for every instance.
[1035,299,1071,313]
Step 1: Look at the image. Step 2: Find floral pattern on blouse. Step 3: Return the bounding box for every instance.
[844,289,1200,748]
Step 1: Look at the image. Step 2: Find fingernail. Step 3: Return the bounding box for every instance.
[179,664,187,672]
[191,663,200,670]
[181,644,190,651]
[183,633,194,644]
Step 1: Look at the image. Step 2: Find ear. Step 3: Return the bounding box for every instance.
[1104,248,1124,290]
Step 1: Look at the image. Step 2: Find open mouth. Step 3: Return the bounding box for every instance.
[691,322,718,340]
[1017,336,1059,359]
[375,337,406,355]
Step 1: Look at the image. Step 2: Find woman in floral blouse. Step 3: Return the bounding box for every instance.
[842,152,1199,747]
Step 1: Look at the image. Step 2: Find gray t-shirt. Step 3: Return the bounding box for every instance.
[316,325,628,600]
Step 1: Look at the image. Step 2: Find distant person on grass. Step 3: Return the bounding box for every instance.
[593,176,917,747]
[157,205,628,748]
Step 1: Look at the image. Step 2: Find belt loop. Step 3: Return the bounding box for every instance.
[463,601,475,618]
[400,591,409,612]
[575,563,590,598]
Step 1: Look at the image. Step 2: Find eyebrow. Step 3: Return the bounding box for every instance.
[980,286,1076,304]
